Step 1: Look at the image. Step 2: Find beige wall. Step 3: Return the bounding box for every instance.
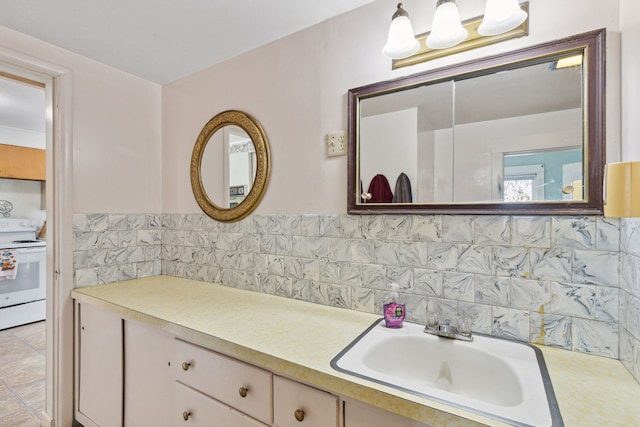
[0,25,162,214]
[162,0,621,215]
[621,0,640,160]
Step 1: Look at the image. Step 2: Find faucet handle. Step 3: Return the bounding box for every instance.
[426,311,439,328]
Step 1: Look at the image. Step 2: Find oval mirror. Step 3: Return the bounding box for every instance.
[348,29,605,215]
[191,110,270,222]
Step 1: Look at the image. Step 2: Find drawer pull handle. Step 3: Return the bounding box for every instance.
[182,411,191,421]
[182,362,191,371]
[294,409,305,422]
[238,387,249,398]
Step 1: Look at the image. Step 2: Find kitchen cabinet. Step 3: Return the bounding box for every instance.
[273,376,339,427]
[74,302,123,427]
[0,144,45,180]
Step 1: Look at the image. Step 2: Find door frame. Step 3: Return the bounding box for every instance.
[0,47,74,427]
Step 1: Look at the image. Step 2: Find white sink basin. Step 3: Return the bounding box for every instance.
[331,320,563,426]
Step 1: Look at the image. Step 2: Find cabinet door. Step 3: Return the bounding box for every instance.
[173,382,267,427]
[124,319,173,427]
[344,398,434,427]
[76,302,123,427]
[273,376,338,427]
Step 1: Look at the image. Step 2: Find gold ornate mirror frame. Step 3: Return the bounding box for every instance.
[191,110,270,222]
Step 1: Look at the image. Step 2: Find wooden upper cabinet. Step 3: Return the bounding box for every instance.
[0,144,45,181]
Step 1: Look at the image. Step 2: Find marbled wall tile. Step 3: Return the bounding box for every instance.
[427,243,458,271]
[272,235,292,256]
[620,253,640,296]
[332,239,352,262]
[291,236,311,258]
[86,213,108,231]
[529,313,572,349]
[550,281,596,318]
[399,293,427,323]
[242,234,261,254]
[572,250,618,287]
[386,266,413,291]
[75,268,99,287]
[309,237,331,258]
[99,265,120,284]
[620,218,640,257]
[385,216,412,241]
[73,213,88,231]
[350,240,375,264]
[374,241,401,266]
[360,216,387,240]
[442,215,474,244]
[274,276,293,298]
[268,255,286,277]
[299,215,320,237]
[86,249,109,268]
[75,232,98,251]
[413,268,443,297]
[284,257,304,280]
[492,246,529,278]
[572,318,618,358]
[252,253,269,275]
[268,215,285,235]
[511,216,551,248]
[319,258,341,284]
[458,302,492,334]
[117,263,136,281]
[410,216,442,242]
[474,275,510,306]
[442,272,474,303]
[119,230,137,248]
[529,248,572,281]
[319,215,341,237]
[361,264,386,290]
[619,328,634,376]
[596,217,620,251]
[340,263,362,286]
[457,245,491,274]
[283,215,301,236]
[492,307,530,341]
[138,229,161,246]
[475,216,510,245]
[596,287,619,322]
[351,287,375,313]
[399,242,428,268]
[427,297,458,323]
[74,251,88,270]
[253,215,269,234]
[146,214,161,229]
[511,278,550,312]
[291,279,313,301]
[552,216,596,249]
[327,284,352,309]
[339,215,362,239]
[244,273,262,292]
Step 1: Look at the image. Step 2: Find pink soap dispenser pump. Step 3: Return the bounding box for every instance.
[383,283,405,328]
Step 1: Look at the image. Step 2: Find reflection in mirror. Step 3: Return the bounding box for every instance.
[349,29,604,215]
[191,110,270,222]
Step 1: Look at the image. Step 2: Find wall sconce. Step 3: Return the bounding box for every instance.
[384,0,529,62]
[604,161,640,218]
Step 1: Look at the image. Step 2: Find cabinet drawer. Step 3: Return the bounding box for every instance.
[174,382,267,427]
[173,339,272,424]
[273,376,338,427]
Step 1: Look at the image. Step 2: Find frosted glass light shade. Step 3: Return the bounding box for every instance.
[383,5,419,59]
[604,161,640,218]
[426,1,468,50]
[478,0,528,36]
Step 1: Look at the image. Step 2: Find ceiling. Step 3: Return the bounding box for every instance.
[0,0,375,84]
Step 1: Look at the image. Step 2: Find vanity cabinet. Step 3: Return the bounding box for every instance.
[343,398,434,427]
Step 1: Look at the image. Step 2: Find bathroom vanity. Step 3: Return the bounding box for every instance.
[72,276,639,427]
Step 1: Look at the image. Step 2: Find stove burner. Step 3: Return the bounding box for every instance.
[12,240,39,244]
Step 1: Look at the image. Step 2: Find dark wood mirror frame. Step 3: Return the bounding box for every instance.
[348,29,605,216]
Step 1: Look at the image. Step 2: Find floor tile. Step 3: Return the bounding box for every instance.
[0,354,46,388]
[13,380,45,414]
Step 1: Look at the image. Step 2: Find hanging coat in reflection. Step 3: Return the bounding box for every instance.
[367,174,393,203]
[392,172,413,203]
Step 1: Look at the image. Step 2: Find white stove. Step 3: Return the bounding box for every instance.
[0,218,47,330]
[0,218,46,249]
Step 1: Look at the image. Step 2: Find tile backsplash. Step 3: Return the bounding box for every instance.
[73,213,640,382]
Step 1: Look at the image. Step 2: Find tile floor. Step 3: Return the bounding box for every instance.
[0,321,45,427]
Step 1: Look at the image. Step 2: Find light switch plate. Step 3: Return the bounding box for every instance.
[326,131,347,157]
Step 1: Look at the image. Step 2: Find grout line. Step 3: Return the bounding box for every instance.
[0,376,41,419]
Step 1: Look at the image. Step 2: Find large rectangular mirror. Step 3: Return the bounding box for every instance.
[348,29,605,215]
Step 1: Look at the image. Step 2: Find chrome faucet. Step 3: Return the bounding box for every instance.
[423,315,473,342]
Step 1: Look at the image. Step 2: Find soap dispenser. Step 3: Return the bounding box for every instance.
[383,283,405,328]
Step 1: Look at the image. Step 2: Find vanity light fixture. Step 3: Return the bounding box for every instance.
[384,0,529,61]
[383,3,420,59]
